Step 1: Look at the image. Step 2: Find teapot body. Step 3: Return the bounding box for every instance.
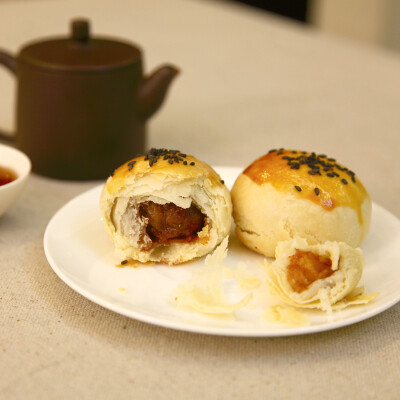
[0,19,179,180]
[16,60,145,180]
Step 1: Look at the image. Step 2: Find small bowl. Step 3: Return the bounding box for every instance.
[0,143,31,217]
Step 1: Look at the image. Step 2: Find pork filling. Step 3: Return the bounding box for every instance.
[286,250,334,293]
[138,201,206,247]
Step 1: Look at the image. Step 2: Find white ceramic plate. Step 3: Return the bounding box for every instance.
[44,167,400,337]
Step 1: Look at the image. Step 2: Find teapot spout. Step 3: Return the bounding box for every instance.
[136,65,179,120]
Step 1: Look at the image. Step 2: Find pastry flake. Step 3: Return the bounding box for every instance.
[265,238,377,313]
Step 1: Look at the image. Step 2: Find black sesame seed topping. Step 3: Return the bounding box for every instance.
[121,260,128,265]
[346,170,356,182]
[221,180,225,184]
[295,185,302,192]
[314,187,320,195]
[136,148,194,167]
[274,149,357,184]
[127,160,136,171]
[335,164,347,171]
[190,162,195,166]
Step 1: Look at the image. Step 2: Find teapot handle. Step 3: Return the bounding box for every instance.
[0,50,17,142]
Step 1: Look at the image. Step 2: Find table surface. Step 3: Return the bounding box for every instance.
[1,0,399,399]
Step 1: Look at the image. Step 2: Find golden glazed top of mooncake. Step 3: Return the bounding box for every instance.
[243,149,370,220]
[105,148,224,196]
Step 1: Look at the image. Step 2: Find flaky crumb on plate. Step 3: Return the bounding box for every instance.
[263,305,309,326]
[173,236,379,325]
[173,237,253,315]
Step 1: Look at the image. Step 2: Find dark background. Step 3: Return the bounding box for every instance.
[231,0,309,23]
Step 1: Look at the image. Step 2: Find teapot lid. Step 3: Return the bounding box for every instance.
[19,19,141,71]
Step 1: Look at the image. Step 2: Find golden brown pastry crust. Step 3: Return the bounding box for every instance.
[100,149,232,265]
[232,149,372,257]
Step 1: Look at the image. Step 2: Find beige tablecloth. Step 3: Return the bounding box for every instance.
[1,0,399,399]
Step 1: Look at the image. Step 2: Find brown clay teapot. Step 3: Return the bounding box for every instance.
[0,19,179,180]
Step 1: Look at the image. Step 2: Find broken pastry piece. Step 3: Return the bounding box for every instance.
[100,148,232,265]
[265,238,377,312]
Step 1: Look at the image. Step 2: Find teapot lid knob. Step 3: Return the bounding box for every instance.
[19,17,141,70]
[71,19,90,43]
